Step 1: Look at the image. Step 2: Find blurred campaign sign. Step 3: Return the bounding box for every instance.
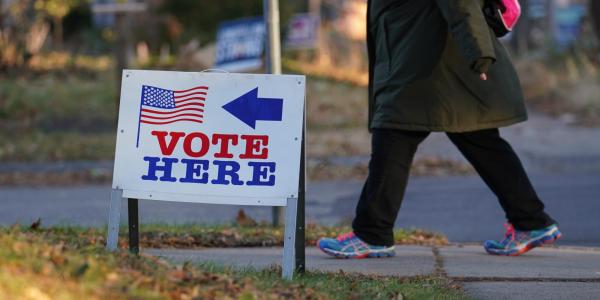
[285,13,319,50]
[553,4,585,48]
[214,17,266,72]
[112,70,305,206]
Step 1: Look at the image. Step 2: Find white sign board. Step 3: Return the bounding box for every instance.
[113,70,305,206]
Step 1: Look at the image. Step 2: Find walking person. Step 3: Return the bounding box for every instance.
[317,0,561,258]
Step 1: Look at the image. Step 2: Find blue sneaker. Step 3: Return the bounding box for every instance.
[484,223,562,256]
[316,232,395,259]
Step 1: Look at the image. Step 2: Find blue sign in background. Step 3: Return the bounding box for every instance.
[214,17,265,72]
[554,4,585,48]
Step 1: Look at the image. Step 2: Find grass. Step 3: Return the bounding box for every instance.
[18,222,448,249]
[0,73,117,133]
[204,264,466,300]
[0,226,465,299]
[0,73,117,162]
[0,131,115,162]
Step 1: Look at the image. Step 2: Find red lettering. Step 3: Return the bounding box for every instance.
[151,131,185,156]
[212,134,238,158]
[183,132,210,158]
[240,135,268,159]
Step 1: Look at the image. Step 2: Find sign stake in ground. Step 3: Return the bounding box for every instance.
[263,0,287,230]
[106,70,306,280]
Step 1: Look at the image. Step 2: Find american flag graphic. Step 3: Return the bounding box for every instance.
[139,85,207,125]
[136,85,208,147]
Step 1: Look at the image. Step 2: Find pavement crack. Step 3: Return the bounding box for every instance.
[431,246,448,278]
[429,246,465,292]
[451,277,600,283]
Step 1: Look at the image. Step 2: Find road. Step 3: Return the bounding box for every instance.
[1,172,598,246]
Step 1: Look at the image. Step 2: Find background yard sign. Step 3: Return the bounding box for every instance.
[112,70,305,205]
[285,13,319,50]
[214,17,266,72]
[107,69,306,279]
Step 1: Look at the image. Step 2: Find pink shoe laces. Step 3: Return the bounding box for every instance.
[504,223,516,241]
[503,223,527,243]
[336,232,356,242]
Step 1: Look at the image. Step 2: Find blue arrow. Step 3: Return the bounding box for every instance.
[222,87,283,129]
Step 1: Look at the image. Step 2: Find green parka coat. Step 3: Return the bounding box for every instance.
[367,0,527,132]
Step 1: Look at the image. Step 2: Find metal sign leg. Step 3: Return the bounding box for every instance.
[128,198,140,255]
[295,116,306,273]
[272,206,282,226]
[106,189,123,251]
[282,197,298,280]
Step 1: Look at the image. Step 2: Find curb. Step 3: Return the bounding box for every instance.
[448,243,600,253]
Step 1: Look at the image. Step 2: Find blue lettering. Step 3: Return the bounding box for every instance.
[141,156,178,182]
[179,159,209,183]
[211,160,243,185]
[246,162,276,186]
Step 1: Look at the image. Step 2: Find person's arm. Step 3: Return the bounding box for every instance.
[435,0,496,80]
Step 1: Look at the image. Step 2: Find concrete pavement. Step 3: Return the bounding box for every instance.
[146,245,600,300]
[146,246,436,277]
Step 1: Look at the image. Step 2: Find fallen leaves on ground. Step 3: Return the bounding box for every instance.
[137,223,448,249]
[7,220,448,252]
[0,228,322,299]
[0,227,463,300]
[236,209,258,227]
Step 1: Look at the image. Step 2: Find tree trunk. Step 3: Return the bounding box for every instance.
[591,0,600,41]
[53,16,63,48]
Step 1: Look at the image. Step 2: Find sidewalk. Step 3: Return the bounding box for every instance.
[146,245,600,300]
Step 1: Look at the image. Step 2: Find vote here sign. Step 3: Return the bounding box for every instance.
[113,70,305,206]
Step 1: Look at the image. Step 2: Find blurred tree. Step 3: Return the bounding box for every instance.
[0,0,45,69]
[160,0,262,45]
[34,0,86,47]
[63,2,92,39]
[591,0,600,41]
[159,0,298,47]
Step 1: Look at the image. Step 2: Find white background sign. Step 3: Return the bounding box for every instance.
[113,70,305,206]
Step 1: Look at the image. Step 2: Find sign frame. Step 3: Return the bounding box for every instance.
[106,70,306,280]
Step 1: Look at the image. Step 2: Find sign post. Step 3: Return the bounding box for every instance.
[263,0,284,227]
[106,70,305,280]
[263,0,306,274]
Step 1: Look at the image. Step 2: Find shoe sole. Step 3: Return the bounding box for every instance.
[318,246,396,259]
[485,228,562,256]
